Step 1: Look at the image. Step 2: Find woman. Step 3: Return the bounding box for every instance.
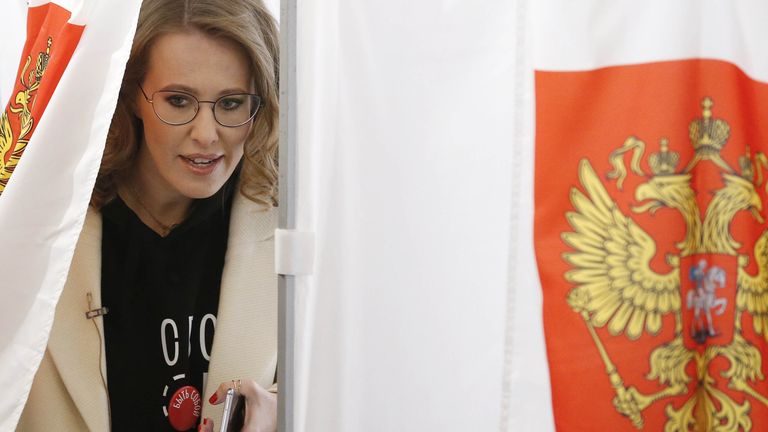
[18,0,279,430]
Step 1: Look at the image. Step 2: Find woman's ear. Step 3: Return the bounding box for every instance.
[131,99,142,120]
[130,83,144,119]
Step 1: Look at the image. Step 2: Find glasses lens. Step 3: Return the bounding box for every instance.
[153,91,198,125]
[214,94,261,127]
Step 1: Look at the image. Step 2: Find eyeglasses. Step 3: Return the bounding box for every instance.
[138,83,261,127]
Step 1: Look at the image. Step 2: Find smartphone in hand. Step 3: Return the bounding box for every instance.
[219,388,245,432]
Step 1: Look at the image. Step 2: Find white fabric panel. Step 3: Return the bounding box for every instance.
[533,0,768,78]
[293,1,550,431]
[0,1,142,429]
[0,0,26,107]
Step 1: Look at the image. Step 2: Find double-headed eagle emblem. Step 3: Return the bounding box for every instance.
[564,98,768,430]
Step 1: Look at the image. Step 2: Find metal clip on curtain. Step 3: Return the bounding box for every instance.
[274,229,315,276]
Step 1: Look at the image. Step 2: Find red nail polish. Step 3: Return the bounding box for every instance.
[204,418,209,425]
[209,393,217,404]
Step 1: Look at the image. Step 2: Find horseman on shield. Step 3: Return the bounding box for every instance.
[687,260,727,342]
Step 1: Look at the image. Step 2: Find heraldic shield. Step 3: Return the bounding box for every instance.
[535,59,768,431]
[681,254,737,351]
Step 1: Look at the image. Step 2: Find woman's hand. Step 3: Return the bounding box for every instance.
[199,379,277,432]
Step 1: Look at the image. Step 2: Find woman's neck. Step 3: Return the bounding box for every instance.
[118,171,193,237]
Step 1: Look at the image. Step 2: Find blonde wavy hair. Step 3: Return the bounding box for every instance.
[92,0,279,209]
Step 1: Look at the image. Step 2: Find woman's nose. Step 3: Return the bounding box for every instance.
[189,104,219,146]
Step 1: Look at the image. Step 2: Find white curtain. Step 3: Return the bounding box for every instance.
[290,0,768,431]
[291,1,552,431]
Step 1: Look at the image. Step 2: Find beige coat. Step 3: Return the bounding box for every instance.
[18,194,277,431]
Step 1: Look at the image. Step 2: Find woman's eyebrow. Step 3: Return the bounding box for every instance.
[217,87,250,95]
[158,84,251,96]
[158,83,198,93]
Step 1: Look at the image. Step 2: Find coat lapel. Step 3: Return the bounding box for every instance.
[46,207,110,431]
[201,195,278,419]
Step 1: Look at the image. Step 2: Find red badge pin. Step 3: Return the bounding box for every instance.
[167,385,202,431]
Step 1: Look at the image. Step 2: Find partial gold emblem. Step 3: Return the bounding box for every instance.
[0,37,52,192]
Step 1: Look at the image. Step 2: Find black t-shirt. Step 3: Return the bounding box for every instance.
[101,181,234,431]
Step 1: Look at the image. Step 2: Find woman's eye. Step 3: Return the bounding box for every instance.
[165,94,191,108]
[219,97,244,111]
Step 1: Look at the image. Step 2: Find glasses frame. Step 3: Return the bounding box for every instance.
[138,83,261,127]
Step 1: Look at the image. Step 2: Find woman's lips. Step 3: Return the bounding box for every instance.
[179,154,223,175]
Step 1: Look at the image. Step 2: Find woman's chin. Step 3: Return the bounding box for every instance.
[178,184,225,200]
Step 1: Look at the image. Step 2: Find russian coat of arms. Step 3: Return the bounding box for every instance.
[564,97,768,430]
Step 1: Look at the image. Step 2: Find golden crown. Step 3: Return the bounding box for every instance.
[688,97,730,153]
[649,138,680,175]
